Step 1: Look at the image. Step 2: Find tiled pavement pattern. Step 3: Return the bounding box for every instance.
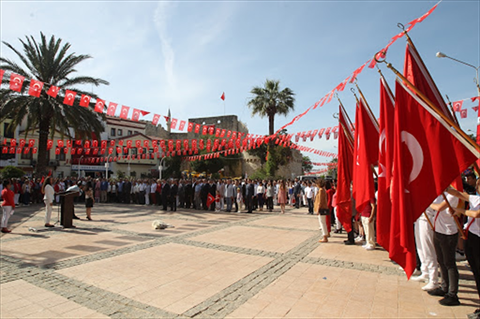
[1,203,479,318]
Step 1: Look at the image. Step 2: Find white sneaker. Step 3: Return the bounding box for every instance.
[364,245,375,251]
[411,274,429,282]
[422,282,439,291]
[355,236,364,243]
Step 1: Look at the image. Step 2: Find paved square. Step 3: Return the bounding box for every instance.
[1,204,478,318]
[57,243,273,314]
[189,225,314,253]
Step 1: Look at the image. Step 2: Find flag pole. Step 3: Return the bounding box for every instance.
[337,97,355,147]
[354,81,380,129]
[423,211,435,231]
[380,60,480,152]
[445,95,460,127]
[441,193,466,240]
[376,65,395,99]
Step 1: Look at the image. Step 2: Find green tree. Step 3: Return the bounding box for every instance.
[328,158,338,179]
[302,155,313,173]
[0,33,109,174]
[247,80,295,176]
[247,79,295,137]
[0,166,25,179]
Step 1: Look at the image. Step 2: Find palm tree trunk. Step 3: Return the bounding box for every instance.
[36,119,50,175]
[266,114,275,177]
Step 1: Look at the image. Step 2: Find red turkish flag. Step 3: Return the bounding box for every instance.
[215,128,221,137]
[202,125,208,135]
[94,99,105,113]
[79,94,91,107]
[404,42,462,192]
[404,43,452,121]
[208,126,215,135]
[460,108,467,119]
[325,127,332,140]
[376,76,396,252]
[120,105,130,119]
[452,100,463,112]
[47,85,60,97]
[170,118,178,130]
[28,79,44,97]
[187,122,194,132]
[220,129,226,137]
[152,114,161,126]
[0,70,4,83]
[131,109,141,121]
[318,128,325,139]
[405,3,438,31]
[336,105,354,233]
[310,130,318,141]
[107,102,118,116]
[221,92,225,101]
[179,120,186,131]
[389,78,479,278]
[352,97,379,213]
[63,90,77,106]
[350,63,367,83]
[9,73,25,92]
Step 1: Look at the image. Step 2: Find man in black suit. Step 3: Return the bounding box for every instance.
[124,179,132,204]
[201,180,209,210]
[170,180,178,211]
[245,179,254,213]
[184,180,192,209]
[293,178,301,209]
[209,180,216,211]
[162,180,170,211]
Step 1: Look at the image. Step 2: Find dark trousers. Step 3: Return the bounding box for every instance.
[266,197,273,210]
[465,231,480,299]
[307,198,313,214]
[258,195,264,209]
[155,192,161,206]
[294,194,300,208]
[234,199,238,212]
[202,196,208,210]
[246,196,253,213]
[162,196,169,210]
[170,196,176,211]
[434,231,459,297]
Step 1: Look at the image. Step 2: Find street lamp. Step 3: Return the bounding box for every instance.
[78,155,84,177]
[105,156,110,179]
[436,51,480,95]
[159,156,166,180]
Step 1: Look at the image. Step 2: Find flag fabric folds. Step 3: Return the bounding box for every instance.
[352,97,379,213]
[336,105,355,233]
[376,76,395,251]
[389,78,479,279]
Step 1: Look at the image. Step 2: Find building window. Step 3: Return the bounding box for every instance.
[134,131,139,134]
[56,148,66,161]
[110,128,116,137]
[117,129,123,136]
[128,130,132,136]
[21,150,33,160]
[3,123,14,138]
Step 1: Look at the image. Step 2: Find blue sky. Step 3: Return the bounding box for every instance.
[1,0,479,164]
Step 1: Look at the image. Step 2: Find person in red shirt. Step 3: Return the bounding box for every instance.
[2,180,15,233]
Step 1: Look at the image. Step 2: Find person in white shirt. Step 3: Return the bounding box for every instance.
[411,195,442,291]
[42,177,55,227]
[447,181,480,316]
[304,182,314,214]
[257,182,265,211]
[224,179,235,212]
[150,180,157,205]
[427,192,460,306]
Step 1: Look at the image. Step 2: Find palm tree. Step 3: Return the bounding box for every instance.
[247,79,295,176]
[0,33,109,174]
[247,79,295,136]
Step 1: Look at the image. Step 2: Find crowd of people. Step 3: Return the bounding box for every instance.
[1,171,479,317]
